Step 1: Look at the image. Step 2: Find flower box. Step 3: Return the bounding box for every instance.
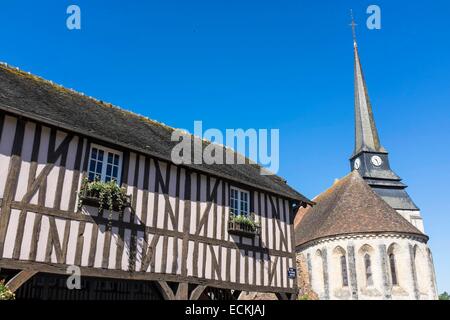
[78,194,131,212]
[78,178,131,212]
[228,214,260,237]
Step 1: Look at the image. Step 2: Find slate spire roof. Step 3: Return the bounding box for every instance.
[348,17,419,212]
[351,16,385,157]
[294,171,426,248]
[0,63,311,204]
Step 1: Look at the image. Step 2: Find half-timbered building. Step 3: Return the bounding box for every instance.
[0,63,311,300]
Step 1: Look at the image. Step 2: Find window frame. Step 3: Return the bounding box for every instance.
[87,144,123,185]
[389,253,399,286]
[364,253,374,287]
[340,255,349,287]
[229,186,250,217]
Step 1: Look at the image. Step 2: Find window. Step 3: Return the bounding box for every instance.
[340,255,349,287]
[364,253,374,286]
[230,186,250,216]
[389,253,398,286]
[88,145,122,184]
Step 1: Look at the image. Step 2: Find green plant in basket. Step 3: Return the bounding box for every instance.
[0,279,15,300]
[230,212,259,231]
[78,176,129,212]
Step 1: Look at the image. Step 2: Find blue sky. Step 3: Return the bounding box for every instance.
[1,0,449,293]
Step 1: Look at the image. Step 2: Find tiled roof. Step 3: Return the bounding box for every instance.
[0,63,311,203]
[295,171,426,247]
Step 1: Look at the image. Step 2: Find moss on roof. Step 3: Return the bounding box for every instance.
[0,62,310,203]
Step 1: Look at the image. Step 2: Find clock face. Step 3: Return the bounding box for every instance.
[371,155,383,167]
[354,158,361,170]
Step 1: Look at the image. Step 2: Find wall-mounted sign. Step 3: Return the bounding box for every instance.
[288,267,297,279]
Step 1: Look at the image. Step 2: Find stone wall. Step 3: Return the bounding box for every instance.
[296,253,319,300]
[397,209,425,233]
[296,233,438,300]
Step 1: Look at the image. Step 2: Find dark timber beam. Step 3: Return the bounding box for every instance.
[0,258,297,295]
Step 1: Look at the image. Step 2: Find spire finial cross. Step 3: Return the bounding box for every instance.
[350,9,358,46]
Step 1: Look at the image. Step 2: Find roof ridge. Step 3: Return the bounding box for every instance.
[345,172,423,234]
[0,62,176,132]
[0,62,282,178]
[312,172,353,202]
[352,172,424,235]
[314,173,355,231]
[0,61,306,201]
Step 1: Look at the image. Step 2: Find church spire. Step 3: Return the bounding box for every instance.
[348,12,419,213]
[350,11,385,157]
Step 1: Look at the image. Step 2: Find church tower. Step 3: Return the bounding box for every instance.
[348,17,424,232]
[294,13,438,300]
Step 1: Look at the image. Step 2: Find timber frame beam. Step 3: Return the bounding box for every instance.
[6,270,38,293]
[0,259,297,295]
[156,281,207,300]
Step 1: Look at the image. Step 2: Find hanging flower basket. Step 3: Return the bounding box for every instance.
[228,213,260,237]
[78,177,131,212]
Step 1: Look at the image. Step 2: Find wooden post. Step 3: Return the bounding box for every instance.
[175,283,189,300]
